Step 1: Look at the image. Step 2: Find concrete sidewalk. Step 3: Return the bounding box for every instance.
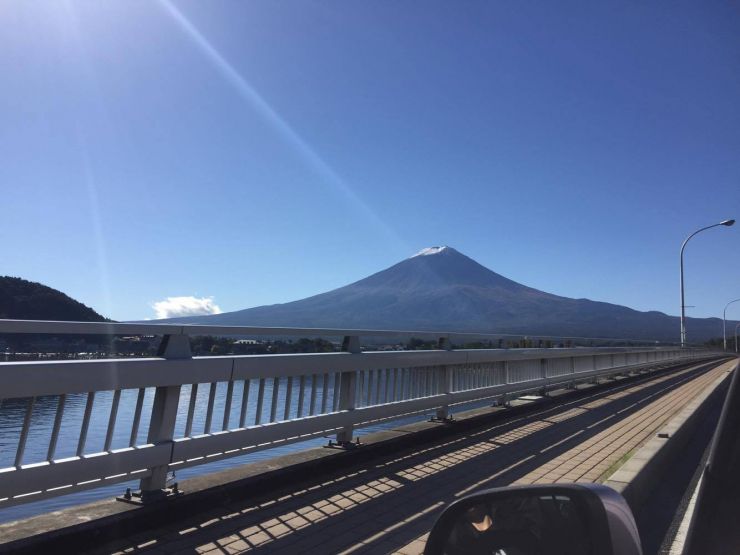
[73,358,734,555]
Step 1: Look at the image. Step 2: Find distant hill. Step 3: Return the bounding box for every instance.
[0,276,107,322]
[157,246,731,343]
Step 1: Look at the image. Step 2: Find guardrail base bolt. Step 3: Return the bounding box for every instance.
[116,485,183,505]
[324,438,361,450]
[429,415,454,424]
[497,396,511,408]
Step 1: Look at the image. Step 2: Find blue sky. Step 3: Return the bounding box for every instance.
[1,1,739,324]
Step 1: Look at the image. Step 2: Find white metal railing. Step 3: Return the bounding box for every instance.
[0,319,716,509]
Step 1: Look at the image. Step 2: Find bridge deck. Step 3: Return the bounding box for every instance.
[90,359,733,555]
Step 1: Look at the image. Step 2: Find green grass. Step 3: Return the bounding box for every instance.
[598,448,637,483]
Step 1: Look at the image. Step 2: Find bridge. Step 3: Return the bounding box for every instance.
[0,320,734,553]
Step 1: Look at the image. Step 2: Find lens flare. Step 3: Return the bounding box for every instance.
[158,0,404,248]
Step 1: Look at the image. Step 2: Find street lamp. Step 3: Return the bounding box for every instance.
[680,219,735,347]
[723,298,740,351]
[736,322,740,354]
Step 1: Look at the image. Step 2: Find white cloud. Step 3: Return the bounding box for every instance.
[152,296,222,319]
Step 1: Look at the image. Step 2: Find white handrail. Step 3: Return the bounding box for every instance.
[0,318,685,345]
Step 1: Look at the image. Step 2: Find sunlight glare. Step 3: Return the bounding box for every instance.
[157,0,404,248]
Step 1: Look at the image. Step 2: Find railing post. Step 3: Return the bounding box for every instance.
[569,356,576,388]
[539,358,549,396]
[500,360,511,406]
[335,335,360,445]
[590,355,599,383]
[138,333,190,499]
[435,337,453,421]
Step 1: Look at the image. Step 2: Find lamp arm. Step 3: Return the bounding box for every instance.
[680,223,722,257]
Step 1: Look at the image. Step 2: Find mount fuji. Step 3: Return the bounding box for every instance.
[160,246,727,342]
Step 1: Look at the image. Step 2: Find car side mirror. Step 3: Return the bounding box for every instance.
[424,484,642,555]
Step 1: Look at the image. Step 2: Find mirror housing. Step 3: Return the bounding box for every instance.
[424,484,641,555]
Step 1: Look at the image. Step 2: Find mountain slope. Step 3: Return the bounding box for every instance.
[0,276,107,322]
[160,247,727,342]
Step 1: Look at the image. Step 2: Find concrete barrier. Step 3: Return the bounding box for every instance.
[604,360,736,511]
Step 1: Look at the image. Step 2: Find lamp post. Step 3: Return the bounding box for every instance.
[724,299,740,351]
[736,322,740,354]
[680,219,735,347]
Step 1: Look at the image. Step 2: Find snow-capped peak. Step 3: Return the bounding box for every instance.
[411,246,449,258]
